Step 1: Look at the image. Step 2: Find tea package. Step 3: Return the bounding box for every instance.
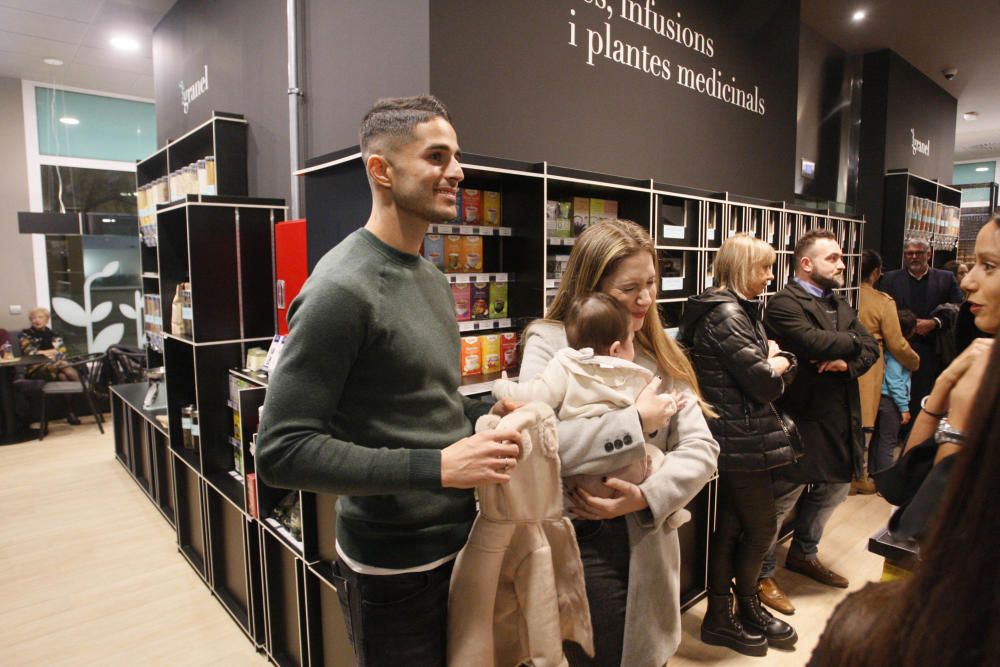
[462,236,484,272]
[500,332,518,371]
[452,283,471,321]
[423,234,445,271]
[461,189,482,225]
[483,191,501,226]
[489,282,508,319]
[482,334,501,374]
[471,282,490,320]
[445,235,463,273]
[461,336,482,377]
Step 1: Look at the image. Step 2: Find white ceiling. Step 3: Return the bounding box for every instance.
[0,0,174,98]
[802,0,1000,162]
[0,1,997,163]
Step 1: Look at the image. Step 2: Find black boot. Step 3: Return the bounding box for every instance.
[701,592,767,657]
[737,593,798,649]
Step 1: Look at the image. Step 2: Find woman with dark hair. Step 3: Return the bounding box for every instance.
[809,334,998,666]
[856,249,920,490]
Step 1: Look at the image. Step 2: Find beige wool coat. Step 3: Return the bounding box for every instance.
[520,322,719,667]
[447,403,594,667]
[857,283,921,428]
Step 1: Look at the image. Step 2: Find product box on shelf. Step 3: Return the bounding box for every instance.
[462,236,484,272]
[489,282,508,319]
[500,332,518,371]
[572,197,590,236]
[483,191,501,226]
[461,188,482,225]
[452,283,472,321]
[546,200,572,237]
[590,198,618,228]
[461,336,482,377]
[246,472,258,518]
[481,334,501,374]
[445,235,463,272]
[423,234,445,270]
[471,282,490,320]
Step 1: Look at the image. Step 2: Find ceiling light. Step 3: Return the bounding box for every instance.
[110,35,140,51]
[851,9,866,22]
[43,58,64,66]
[59,117,79,125]
[963,111,979,121]
[976,167,989,172]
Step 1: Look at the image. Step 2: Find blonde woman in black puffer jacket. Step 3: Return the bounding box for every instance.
[678,233,800,658]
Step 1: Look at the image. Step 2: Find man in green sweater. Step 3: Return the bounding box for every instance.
[256,96,522,666]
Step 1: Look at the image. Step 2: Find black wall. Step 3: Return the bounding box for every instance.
[300,0,430,159]
[795,24,847,202]
[152,1,814,212]
[858,49,957,252]
[429,0,800,202]
[153,0,290,204]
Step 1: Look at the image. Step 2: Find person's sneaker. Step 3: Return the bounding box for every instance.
[757,577,795,615]
[785,555,849,588]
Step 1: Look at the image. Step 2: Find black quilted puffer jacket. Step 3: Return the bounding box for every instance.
[678,288,799,472]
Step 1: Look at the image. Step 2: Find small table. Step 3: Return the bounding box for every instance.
[0,355,47,444]
[868,526,919,577]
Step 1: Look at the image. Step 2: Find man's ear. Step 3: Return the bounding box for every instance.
[799,255,812,275]
[367,154,391,189]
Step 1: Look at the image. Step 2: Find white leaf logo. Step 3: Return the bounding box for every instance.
[52,297,88,327]
[92,323,125,353]
[91,301,112,323]
[119,304,136,319]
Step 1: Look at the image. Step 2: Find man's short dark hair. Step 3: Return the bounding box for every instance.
[359,96,451,161]
[793,228,838,269]
[897,308,917,338]
[565,293,631,355]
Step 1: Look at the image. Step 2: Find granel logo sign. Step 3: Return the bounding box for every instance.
[179,65,209,114]
[910,128,930,157]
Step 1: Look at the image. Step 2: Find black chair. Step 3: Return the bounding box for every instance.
[39,352,106,439]
[106,345,148,385]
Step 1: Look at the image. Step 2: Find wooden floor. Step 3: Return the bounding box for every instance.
[0,418,892,666]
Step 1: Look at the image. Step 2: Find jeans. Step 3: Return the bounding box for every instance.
[870,395,902,475]
[708,469,778,596]
[759,481,850,578]
[333,557,455,666]
[565,517,630,667]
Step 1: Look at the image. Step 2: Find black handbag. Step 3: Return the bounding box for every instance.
[770,402,804,457]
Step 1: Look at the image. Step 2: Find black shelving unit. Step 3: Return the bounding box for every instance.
[956,181,999,265]
[883,169,962,269]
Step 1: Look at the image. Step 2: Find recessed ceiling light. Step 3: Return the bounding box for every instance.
[59,117,79,125]
[110,35,140,51]
[963,111,979,121]
[852,9,866,22]
[975,166,990,172]
[43,58,64,66]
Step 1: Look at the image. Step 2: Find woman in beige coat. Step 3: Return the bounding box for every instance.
[856,250,920,490]
[519,220,719,667]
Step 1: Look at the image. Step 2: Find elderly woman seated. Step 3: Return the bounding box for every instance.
[20,307,81,425]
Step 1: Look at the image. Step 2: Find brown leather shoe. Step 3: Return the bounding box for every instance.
[785,555,849,588]
[757,577,795,615]
[850,478,876,495]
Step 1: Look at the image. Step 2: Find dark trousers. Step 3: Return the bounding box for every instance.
[708,469,778,597]
[565,516,630,667]
[870,395,903,475]
[333,556,454,666]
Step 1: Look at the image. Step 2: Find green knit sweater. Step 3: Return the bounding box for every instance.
[256,228,488,568]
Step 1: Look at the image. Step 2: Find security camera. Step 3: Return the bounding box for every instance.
[942,68,958,81]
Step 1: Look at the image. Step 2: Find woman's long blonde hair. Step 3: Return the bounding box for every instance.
[543,219,711,414]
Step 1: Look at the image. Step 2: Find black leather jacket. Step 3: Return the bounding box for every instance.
[678,288,799,472]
